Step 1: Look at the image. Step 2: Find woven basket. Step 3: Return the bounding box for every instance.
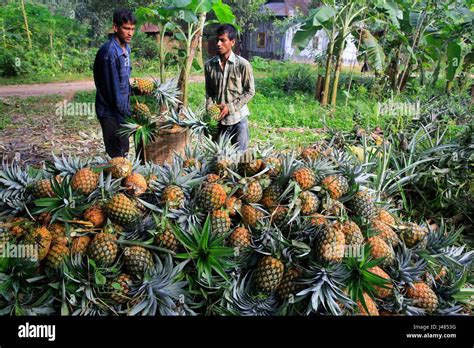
[144,123,189,165]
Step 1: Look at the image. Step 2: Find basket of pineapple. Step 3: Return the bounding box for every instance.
[0,114,472,316]
[127,78,190,165]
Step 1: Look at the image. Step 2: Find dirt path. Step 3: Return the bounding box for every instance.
[0,75,205,98]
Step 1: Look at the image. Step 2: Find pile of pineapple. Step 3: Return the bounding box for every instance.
[0,133,472,316]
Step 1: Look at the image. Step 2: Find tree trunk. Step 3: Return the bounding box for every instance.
[321,38,334,106]
[20,0,32,49]
[330,48,344,107]
[315,74,324,102]
[177,13,206,107]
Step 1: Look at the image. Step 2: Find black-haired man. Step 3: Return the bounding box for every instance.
[94,9,136,158]
[204,24,255,151]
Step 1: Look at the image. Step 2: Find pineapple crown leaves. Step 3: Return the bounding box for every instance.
[171,105,211,137]
[167,200,205,234]
[379,287,427,316]
[48,153,91,176]
[32,176,92,224]
[221,273,280,316]
[152,77,181,109]
[61,255,119,316]
[170,214,235,286]
[419,221,465,257]
[0,159,39,197]
[296,260,354,315]
[0,257,55,315]
[344,245,391,312]
[251,225,291,260]
[118,116,159,149]
[128,254,193,316]
[387,244,427,288]
[88,171,122,202]
[200,132,240,162]
[430,266,472,306]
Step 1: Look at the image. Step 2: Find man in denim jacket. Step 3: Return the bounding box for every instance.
[94,9,136,158]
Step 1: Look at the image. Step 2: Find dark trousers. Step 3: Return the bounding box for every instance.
[218,118,249,152]
[98,117,129,158]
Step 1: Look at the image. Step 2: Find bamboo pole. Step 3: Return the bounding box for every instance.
[20,0,32,49]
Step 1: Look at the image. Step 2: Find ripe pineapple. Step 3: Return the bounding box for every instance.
[7,217,31,238]
[368,266,392,298]
[291,167,316,190]
[133,78,155,95]
[376,208,396,225]
[183,157,200,170]
[37,212,52,226]
[48,223,66,240]
[124,246,153,275]
[321,175,349,200]
[298,191,319,216]
[276,267,303,300]
[88,233,118,266]
[309,213,327,227]
[260,183,283,209]
[133,102,152,119]
[239,179,263,204]
[207,103,221,120]
[399,222,428,248]
[264,156,282,177]
[406,282,438,313]
[84,205,107,227]
[300,147,320,162]
[71,168,99,195]
[45,238,69,268]
[240,158,264,176]
[24,226,52,261]
[314,224,345,263]
[123,172,148,197]
[335,220,364,246]
[206,173,221,183]
[368,236,395,268]
[241,204,264,228]
[225,196,241,217]
[161,185,185,209]
[110,273,132,304]
[30,179,55,198]
[270,206,288,226]
[197,183,227,212]
[211,210,231,236]
[71,236,91,255]
[371,218,400,247]
[155,226,179,252]
[254,256,285,293]
[357,292,379,316]
[348,189,377,219]
[107,157,133,179]
[229,227,251,248]
[107,193,139,226]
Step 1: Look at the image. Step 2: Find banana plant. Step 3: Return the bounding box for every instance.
[136,0,236,107]
[292,1,383,108]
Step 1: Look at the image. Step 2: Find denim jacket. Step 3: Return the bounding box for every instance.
[94,37,132,122]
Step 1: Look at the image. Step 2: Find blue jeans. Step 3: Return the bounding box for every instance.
[218,118,249,151]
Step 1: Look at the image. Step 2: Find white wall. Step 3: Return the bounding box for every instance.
[284,25,358,65]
